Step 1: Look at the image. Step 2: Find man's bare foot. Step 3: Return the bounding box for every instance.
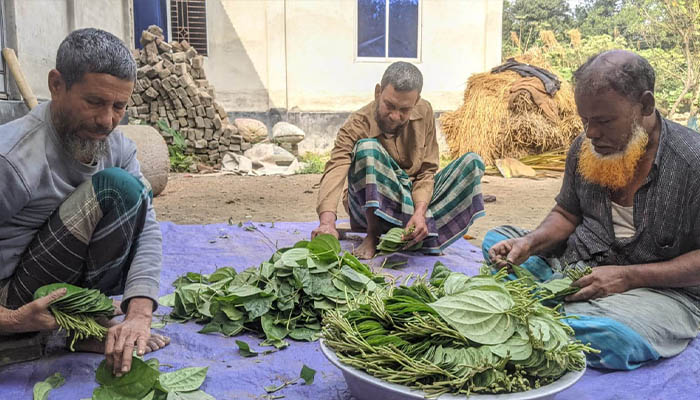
[72,318,171,354]
[353,234,379,259]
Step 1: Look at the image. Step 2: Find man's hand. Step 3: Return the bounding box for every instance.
[311,223,339,239]
[404,214,428,249]
[0,288,66,333]
[488,237,533,270]
[312,211,339,239]
[105,297,153,376]
[566,265,631,302]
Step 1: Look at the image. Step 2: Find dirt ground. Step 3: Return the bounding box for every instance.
[153,173,562,246]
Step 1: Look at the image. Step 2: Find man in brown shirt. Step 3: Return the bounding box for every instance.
[312,62,485,259]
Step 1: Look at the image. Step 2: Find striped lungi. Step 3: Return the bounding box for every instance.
[0,167,151,308]
[482,225,700,370]
[347,138,485,254]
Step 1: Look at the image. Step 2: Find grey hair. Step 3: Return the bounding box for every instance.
[380,61,423,94]
[573,51,655,101]
[56,28,136,88]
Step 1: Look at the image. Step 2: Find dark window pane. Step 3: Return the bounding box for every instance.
[358,0,386,57]
[388,0,418,58]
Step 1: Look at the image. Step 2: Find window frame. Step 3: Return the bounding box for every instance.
[167,0,210,58]
[354,0,422,63]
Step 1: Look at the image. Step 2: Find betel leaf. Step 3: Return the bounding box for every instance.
[157,366,208,392]
[443,273,471,295]
[299,365,316,385]
[288,326,320,341]
[33,372,65,400]
[428,287,516,345]
[158,293,176,307]
[236,340,258,357]
[280,248,311,267]
[261,314,290,341]
[209,266,237,282]
[165,391,215,400]
[429,262,452,287]
[242,295,276,320]
[307,233,341,262]
[95,357,159,399]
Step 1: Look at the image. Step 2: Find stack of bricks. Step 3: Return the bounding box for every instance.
[126,25,249,166]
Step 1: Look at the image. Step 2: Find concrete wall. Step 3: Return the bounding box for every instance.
[2,0,134,101]
[206,0,503,113]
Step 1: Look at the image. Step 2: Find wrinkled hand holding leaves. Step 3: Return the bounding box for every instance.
[511,264,593,302]
[160,234,385,347]
[33,283,115,351]
[376,227,423,254]
[92,356,214,400]
[322,263,598,397]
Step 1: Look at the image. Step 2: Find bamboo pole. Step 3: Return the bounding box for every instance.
[2,48,38,110]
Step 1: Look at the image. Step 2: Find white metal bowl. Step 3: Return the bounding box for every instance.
[320,340,585,400]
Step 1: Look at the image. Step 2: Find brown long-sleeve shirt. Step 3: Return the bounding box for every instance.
[316,98,439,216]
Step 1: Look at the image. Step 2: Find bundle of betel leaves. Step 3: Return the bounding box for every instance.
[511,264,593,305]
[33,283,115,351]
[376,227,422,254]
[322,263,597,397]
[160,234,386,347]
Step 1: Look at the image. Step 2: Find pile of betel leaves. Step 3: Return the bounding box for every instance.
[376,226,422,254]
[34,283,115,351]
[322,263,597,396]
[160,234,386,347]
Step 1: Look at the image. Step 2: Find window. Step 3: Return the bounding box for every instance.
[133,0,169,49]
[357,0,420,60]
[170,0,208,56]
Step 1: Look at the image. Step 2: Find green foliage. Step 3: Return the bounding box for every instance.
[163,234,384,346]
[503,0,574,45]
[504,0,700,121]
[297,152,329,174]
[33,372,65,400]
[92,357,213,400]
[34,283,114,351]
[157,120,194,172]
[376,227,422,254]
[322,264,597,396]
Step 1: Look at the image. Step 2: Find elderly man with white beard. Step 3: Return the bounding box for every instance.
[482,50,700,370]
[0,28,169,375]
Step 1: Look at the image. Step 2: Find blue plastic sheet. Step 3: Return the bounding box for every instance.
[1,221,698,399]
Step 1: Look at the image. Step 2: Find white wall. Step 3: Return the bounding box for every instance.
[205,0,503,112]
[4,0,133,101]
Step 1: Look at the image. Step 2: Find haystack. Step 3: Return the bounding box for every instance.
[440,63,582,165]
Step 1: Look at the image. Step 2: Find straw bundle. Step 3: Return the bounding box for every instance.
[440,64,582,165]
[568,29,582,49]
[539,30,559,48]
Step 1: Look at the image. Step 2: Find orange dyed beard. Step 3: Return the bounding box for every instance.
[577,123,649,189]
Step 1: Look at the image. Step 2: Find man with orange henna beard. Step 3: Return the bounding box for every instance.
[482,50,700,370]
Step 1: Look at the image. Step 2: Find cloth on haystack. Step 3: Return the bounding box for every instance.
[440,65,582,165]
[509,77,559,123]
[491,58,561,95]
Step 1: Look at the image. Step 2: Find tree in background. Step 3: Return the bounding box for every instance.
[502,0,573,51]
[502,0,700,122]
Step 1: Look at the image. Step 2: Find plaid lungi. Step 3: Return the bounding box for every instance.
[0,167,151,308]
[482,225,700,370]
[347,138,485,254]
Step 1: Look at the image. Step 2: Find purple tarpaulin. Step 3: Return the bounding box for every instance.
[1,221,699,400]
